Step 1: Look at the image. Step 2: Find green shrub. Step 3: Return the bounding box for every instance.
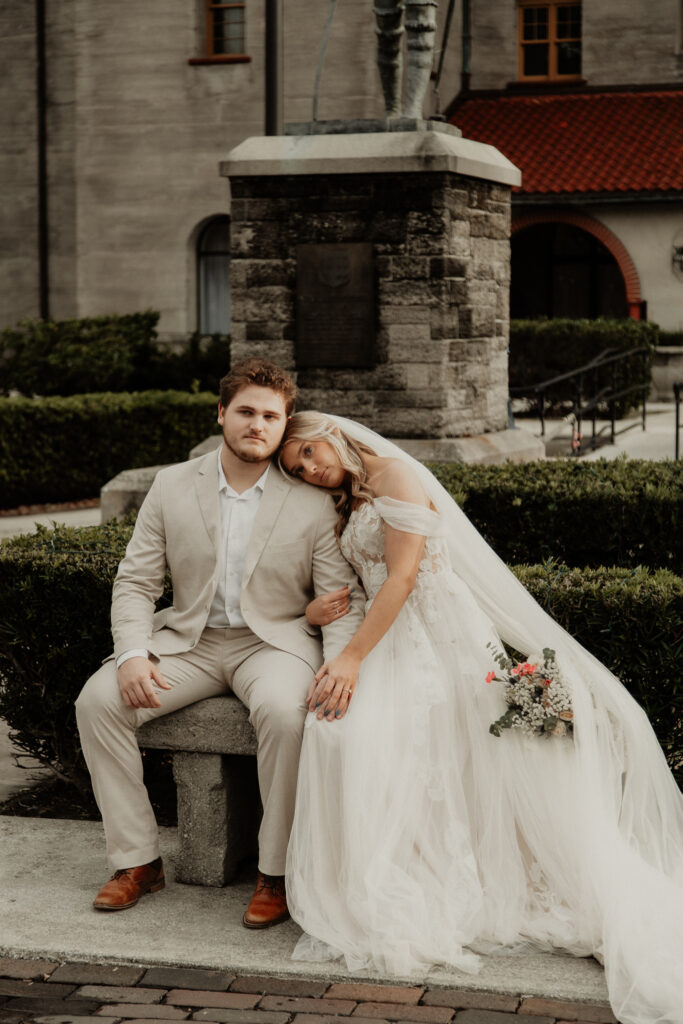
[516,562,683,783]
[429,458,682,571]
[0,313,159,396]
[0,519,136,792]
[0,523,680,792]
[509,318,657,414]
[0,390,220,508]
[0,313,230,396]
[131,333,231,393]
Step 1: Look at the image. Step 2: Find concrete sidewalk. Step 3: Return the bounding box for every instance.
[0,817,610,1006]
[513,400,680,461]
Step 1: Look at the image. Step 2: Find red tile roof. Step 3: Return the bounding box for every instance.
[449,89,683,195]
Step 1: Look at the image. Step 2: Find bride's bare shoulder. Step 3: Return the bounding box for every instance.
[367,458,430,507]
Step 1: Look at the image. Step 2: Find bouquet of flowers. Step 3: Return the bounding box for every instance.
[486,643,574,739]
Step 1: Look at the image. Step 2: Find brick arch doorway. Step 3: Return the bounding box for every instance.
[511,211,643,320]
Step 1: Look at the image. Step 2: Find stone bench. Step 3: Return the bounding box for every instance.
[137,695,261,886]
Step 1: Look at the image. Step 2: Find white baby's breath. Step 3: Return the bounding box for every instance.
[485,643,574,739]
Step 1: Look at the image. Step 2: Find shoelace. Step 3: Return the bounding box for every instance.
[256,875,285,895]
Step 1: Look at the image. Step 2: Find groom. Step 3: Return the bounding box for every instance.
[76,358,362,928]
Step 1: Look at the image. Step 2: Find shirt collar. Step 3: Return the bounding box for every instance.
[216,445,270,498]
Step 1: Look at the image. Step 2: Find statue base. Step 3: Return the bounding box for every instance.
[221,129,523,442]
[285,117,462,138]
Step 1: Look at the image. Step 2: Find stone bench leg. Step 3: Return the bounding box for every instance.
[172,752,260,886]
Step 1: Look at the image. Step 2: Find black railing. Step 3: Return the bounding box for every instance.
[675,382,683,461]
[509,347,650,457]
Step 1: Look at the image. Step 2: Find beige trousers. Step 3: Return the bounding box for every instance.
[75,627,312,876]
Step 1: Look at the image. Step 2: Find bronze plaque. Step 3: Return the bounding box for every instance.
[296,243,375,368]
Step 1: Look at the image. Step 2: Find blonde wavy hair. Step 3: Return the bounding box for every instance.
[280,412,377,535]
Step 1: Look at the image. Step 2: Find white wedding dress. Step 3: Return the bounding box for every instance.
[286,420,683,1024]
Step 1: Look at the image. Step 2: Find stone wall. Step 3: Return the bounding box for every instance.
[0,0,40,326]
[229,170,511,437]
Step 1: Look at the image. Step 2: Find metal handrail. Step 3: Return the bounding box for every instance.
[675,382,683,461]
[509,346,651,456]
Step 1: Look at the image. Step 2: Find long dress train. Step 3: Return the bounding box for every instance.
[286,494,683,1024]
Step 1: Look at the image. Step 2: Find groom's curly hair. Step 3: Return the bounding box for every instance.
[219,358,297,415]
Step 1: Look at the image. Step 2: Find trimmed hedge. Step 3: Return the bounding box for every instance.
[509,318,657,413]
[0,522,681,792]
[0,390,221,508]
[0,312,230,396]
[517,562,683,781]
[429,458,682,571]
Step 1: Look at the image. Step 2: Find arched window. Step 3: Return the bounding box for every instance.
[511,222,628,319]
[198,216,231,334]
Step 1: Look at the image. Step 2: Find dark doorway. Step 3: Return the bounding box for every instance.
[511,222,628,319]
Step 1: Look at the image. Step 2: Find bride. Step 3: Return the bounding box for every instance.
[280,412,683,1024]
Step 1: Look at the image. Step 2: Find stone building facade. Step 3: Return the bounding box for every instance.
[448,0,683,332]
[3,0,681,338]
[1,0,459,336]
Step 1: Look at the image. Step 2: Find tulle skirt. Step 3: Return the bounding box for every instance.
[286,571,683,1024]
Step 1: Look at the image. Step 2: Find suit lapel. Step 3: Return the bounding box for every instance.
[242,467,291,585]
[194,450,221,551]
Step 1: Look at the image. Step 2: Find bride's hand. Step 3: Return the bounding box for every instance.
[306,585,353,626]
[307,651,360,721]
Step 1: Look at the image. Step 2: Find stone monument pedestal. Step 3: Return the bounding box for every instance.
[220,125,543,461]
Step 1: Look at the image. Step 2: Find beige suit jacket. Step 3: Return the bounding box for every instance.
[110,450,363,671]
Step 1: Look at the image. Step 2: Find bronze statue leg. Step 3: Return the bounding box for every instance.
[373,0,404,117]
[403,0,437,119]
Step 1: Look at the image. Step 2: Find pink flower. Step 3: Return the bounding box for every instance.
[511,666,521,676]
[545,679,551,686]
[485,671,496,684]
[520,662,537,676]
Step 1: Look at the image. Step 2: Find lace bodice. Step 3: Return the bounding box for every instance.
[339,497,450,601]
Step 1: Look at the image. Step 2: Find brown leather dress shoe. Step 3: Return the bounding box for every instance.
[242,871,289,929]
[93,857,165,911]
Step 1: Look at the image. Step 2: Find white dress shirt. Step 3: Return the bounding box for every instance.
[206,451,269,628]
[117,449,269,667]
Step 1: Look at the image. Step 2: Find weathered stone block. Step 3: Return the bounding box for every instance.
[470,211,509,240]
[430,307,459,340]
[471,236,509,263]
[230,340,294,367]
[100,466,166,522]
[388,339,449,364]
[373,406,449,437]
[459,305,496,338]
[380,280,438,306]
[246,198,292,221]
[171,750,260,886]
[379,306,432,325]
[233,285,293,323]
[246,321,286,341]
[297,365,406,391]
[246,260,295,289]
[387,387,451,410]
[384,322,431,344]
[430,255,468,279]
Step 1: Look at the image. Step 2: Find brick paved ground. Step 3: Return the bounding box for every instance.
[0,958,622,1024]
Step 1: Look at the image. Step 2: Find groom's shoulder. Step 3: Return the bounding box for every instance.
[154,450,216,487]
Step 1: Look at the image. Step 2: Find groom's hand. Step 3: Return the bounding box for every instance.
[117,657,172,709]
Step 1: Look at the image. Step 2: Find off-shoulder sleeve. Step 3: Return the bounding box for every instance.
[373,496,444,537]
